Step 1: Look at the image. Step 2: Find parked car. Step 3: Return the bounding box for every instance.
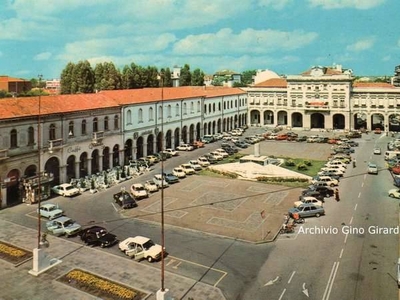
[146,155,159,164]
[374,128,382,134]
[153,174,169,188]
[325,160,347,169]
[163,172,180,184]
[346,131,362,139]
[306,135,319,143]
[197,157,211,167]
[191,140,205,148]
[214,148,229,158]
[311,175,339,187]
[51,183,80,197]
[172,167,186,178]
[234,141,249,148]
[345,140,359,147]
[180,164,196,175]
[367,162,378,174]
[46,216,82,237]
[130,183,149,199]
[299,191,325,202]
[294,196,323,208]
[176,144,194,151]
[388,188,400,198]
[295,136,307,142]
[209,152,224,161]
[188,160,202,171]
[79,226,118,248]
[288,203,325,218]
[113,191,138,209]
[38,203,63,220]
[163,148,178,156]
[304,186,334,197]
[118,236,164,262]
[318,169,344,177]
[144,180,159,193]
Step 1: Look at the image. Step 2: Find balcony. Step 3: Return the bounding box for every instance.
[48,139,63,153]
[0,149,9,161]
[92,131,104,146]
[305,102,330,111]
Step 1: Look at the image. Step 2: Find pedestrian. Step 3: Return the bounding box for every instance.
[353,158,356,168]
[335,188,340,202]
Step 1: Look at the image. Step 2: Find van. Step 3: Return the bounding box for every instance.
[384,151,400,161]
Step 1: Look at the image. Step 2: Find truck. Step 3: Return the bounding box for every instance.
[384,151,400,161]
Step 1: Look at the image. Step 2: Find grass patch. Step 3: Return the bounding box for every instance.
[279,157,326,177]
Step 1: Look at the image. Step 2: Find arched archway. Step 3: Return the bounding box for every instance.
[124,139,133,165]
[79,152,88,177]
[291,112,303,127]
[24,165,37,177]
[66,155,76,181]
[196,123,201,141]
[182,126,187,143]
[91,149,100,174]
[250,109,260,126]
[389,113,400,132]
[310,113,325,129]
[277,111,288,125]
[147,135,154,155]
[165,130,172,149]
[354,113,367,130]
[174,128,180,148]
[371,113,384,130]
[264,110,274,125]
[103,147,110,170]
[333,114,345,130]
[45,157,60,184]
[136,137,144,159]
[217,119,221,133]
[156,132,163,153]
[112,144,120,166]
[6,169,20,206]
[189,124,195,143]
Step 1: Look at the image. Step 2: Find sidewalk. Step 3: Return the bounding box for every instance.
[0,219,225,300]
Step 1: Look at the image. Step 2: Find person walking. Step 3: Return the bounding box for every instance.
[353,158,356,168]
[335,188,340,202]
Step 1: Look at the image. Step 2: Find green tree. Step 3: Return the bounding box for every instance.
[73,60,95,93]
[179,64,191,86]
[121,65,134,89]
[241,69,257,85]
[191,68,205,86]
[60,62,75,94]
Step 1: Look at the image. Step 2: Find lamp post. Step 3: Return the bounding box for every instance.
[37,74,43,248]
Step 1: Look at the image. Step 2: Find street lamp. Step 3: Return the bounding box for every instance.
[37,74,43,248]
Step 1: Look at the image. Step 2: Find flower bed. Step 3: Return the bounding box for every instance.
[58,269,148,300]
[0,240,32,264]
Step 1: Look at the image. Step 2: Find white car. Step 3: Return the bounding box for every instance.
[214,148,229,158]
[144,180,159,193]
[164,148,178,156]
[311,176,339,187]
[325,160,347,169]
[51,183,80,197]
[172,167,186,178]
[209,152,224,160]
[321,165,346,173]
[38,203,63,220]
[176,144,194,151]
[318,168,344,177]
[46,216,81,237]
[180,164,196,175]
[153,174,169,188]
[373,147,381,155]
[188,160,202,171]
[130,183,149,199]
[367,162,378,174]
[197,157,210,167]
[294,196,323,208]
[388,188,400,198]
[118,236,164,262]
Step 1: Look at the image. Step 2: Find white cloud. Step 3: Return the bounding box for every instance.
[173,28,318,55]
[346,37,375,51]
[34,52,52,61]
[257,0,293,10]
[308,0,386,9]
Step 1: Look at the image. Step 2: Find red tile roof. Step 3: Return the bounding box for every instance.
[0,86,245,120]
[0,76,28,83]
[353,82,395,89]
[253,78,287,88]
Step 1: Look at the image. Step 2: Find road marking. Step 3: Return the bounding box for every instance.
[344,233,349,244]
[361,182,364,187]
[358,192,361,198]
[349,216,353,225]
[364,174,367,180]
[322,261,340,300]
[339,248,344,259]
[288,271,296,284]
[278,288,286,300]
[302,282,309,297]
[172,261,182,269]
[264,276,280,286]
[166,259,176,267]
[111,203,118,212]
[354,204,358,211]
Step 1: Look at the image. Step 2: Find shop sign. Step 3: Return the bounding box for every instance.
[67,146,82,153]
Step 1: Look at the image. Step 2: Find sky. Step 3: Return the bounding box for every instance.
[1,0,400,80]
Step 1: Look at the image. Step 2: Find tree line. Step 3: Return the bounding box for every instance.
[59,61,205,94]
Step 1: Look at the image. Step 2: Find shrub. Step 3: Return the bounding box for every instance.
[304,160,312,166]
[285,159,295,166]
[297,163,308,171]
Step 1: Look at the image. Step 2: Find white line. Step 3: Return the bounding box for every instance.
[111,203,118,212]
[354,204,358,211]
[278,288,286,300]
[349,216,353,225]
[339,248,344,259]
[361,182,364,188]
[364,174,367,180]
[358,192,361,198]
[325,262,340,300]
[322,262,337,300]
[288,271,296,284]
[344,233,349,244]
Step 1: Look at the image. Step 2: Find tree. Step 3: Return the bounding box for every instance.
[60,62,75,94]
[241,69,257,85]
[164,67,173,87]
[191,68,205,86]
[179,64,191,86]
[73,60,95,93]
[121,65,134,89]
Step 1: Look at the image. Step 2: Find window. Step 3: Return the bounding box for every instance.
[183,103,187,115]
[138,109,143,123]
[68,121,74,137]
[127,109,132,124]
[149,107,154,121]
[114,115,119,130]
[190,102,194,113]
[104,116,109,131]
[158,106,163,120]
[81,120,87,135]
[167,105,172,117]
[204,104,207,114]
[213,103,215,112]
[49,124,56,140]
[208,103,211,113]
[28,127,34,145]
[93,118,98,133]
[175,104,179,116]
[10,129,17,148]
[218,103,221,111]
[197,101,200,112]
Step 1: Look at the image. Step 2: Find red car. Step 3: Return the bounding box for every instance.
[276,134,288,140]
[374,128,382,134]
